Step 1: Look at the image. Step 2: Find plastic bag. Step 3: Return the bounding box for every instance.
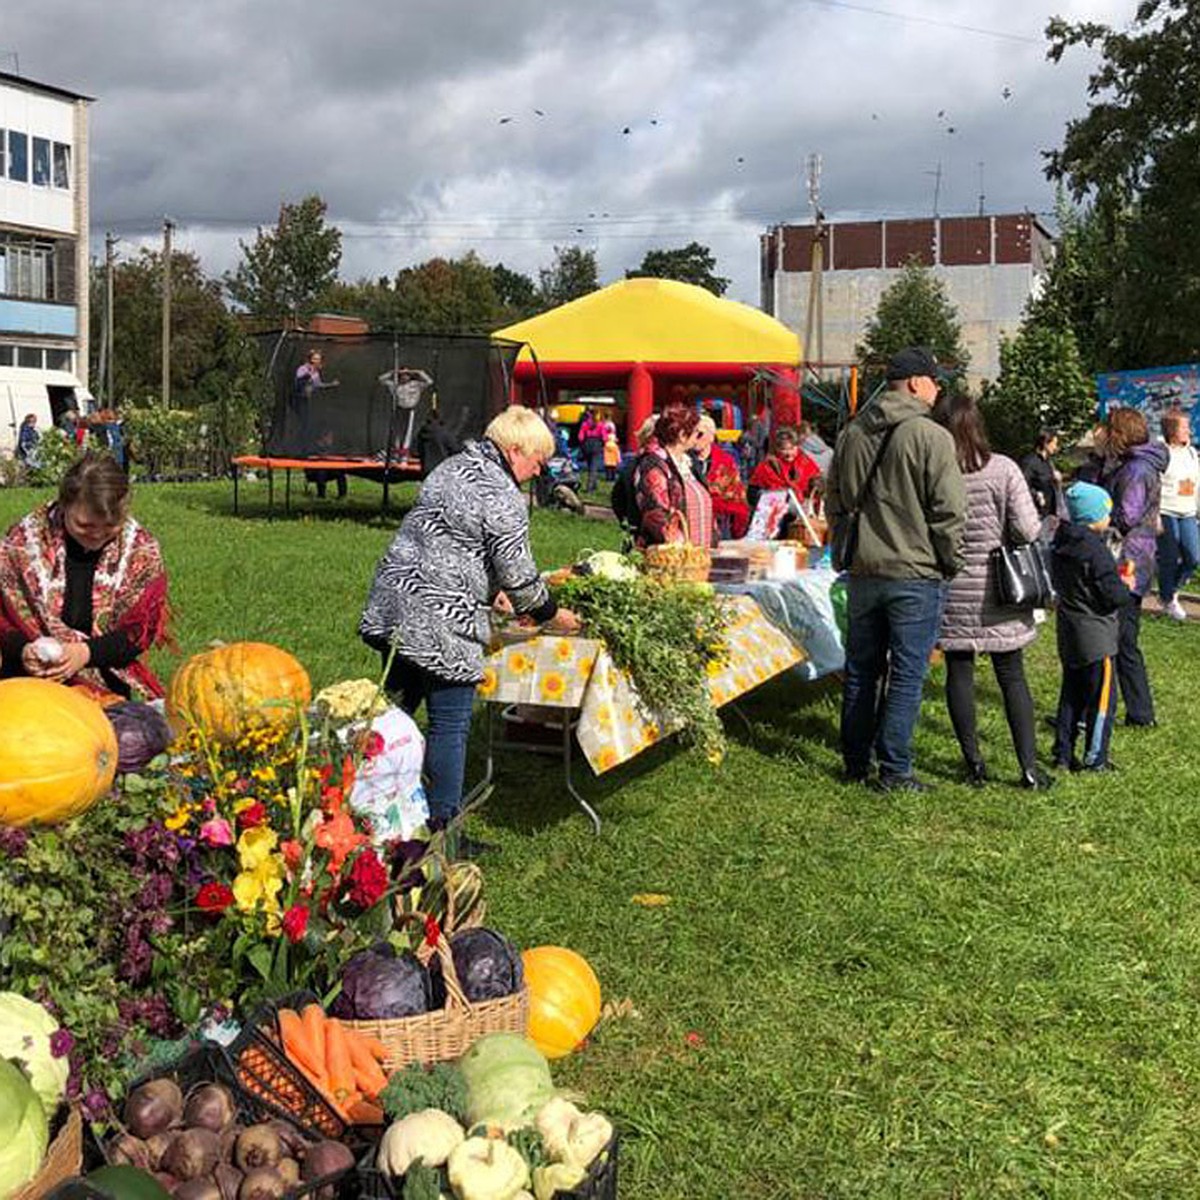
[345,707,429,841]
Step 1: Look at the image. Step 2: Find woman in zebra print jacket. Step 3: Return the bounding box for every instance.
[360,406,582,829]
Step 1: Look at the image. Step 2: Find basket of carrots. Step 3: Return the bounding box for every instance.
[230,993,389,1142]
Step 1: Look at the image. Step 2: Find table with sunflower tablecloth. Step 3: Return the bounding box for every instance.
[472,594,804,828]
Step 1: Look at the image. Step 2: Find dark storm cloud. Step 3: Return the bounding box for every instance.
[4,0,1135,299]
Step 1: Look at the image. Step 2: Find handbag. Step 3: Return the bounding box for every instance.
[830,424,898,572]
[990,540,1057,608]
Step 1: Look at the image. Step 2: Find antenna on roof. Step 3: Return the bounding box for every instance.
[0,51,20,74]
[924,161,943,218]
[977,161,986,216]
[804,153,826,371]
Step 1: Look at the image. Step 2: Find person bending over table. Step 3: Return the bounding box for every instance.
[0,452,172,701]
[359,406,582,851]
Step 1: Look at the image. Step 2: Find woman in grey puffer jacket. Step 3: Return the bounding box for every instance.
[937,395,1047,789]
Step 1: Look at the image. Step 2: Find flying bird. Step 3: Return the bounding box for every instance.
[650,118,658,126]
[621,126,631,135]
[534,108,546,116]
[1001,86,1012,100]
[871,112,879,120]
[498,117,514,124]
[736,156,745,163]
[947,126,957,134]
[937,109,946,118]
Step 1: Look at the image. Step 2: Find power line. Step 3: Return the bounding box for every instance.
[801,0,1041,44]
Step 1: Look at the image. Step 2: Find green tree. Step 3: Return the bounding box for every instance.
[536,245,599,310]
[856,259,969,395]
[1045,1,1200,364]
[980,323,1096,458]
[625,241,730,295]
[225,195,342,321]
[491,263,538,323]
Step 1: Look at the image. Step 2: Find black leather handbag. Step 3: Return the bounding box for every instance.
[830,425,898,573]
[991,541,1057,608]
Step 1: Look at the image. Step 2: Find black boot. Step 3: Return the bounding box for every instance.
[965,760,988,788]
[1019,767,1054,790]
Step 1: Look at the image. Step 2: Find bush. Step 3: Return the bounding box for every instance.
[122,406,204,478]
[24,429,84,487]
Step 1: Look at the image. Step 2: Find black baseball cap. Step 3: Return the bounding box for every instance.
[886,346,946,382]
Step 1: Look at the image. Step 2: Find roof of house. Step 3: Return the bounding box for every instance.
[0,70,94,103]
[494,277,800,366]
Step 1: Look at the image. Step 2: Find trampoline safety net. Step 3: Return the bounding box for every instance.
[257,331,523,460]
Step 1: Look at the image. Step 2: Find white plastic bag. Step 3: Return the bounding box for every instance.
[345,707,429,842]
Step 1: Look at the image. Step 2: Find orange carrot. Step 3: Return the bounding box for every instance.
[346,1097,385,1125]
[345,1028,389,1099]
[300,1004,328,1072]
[358,1034,389,1060]
[279,1008,326,1084]
[324,1017,356,1107]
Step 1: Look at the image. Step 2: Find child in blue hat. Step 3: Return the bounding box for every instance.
[1049,481,1132,770]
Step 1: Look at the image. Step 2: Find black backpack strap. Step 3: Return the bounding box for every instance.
[853,422,899,510]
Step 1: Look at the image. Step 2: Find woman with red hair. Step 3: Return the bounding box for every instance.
[633,404,714,548]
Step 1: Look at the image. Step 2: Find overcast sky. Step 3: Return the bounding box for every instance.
[5,0,1136,304]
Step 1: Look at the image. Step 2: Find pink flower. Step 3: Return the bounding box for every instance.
[198,817,234,848]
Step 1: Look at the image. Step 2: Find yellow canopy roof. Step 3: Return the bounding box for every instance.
[495,277,800,366]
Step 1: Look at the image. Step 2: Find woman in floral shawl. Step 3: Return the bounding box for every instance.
[0,453,171,701]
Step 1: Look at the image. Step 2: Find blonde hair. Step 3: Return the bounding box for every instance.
[485,406,555,458]
[635,416,657,448]
[697,414,717,436]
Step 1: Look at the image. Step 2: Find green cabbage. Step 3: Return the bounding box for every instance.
[0,993,69,1114]
[0,1054,48,1197]
[460,1034,556,1131]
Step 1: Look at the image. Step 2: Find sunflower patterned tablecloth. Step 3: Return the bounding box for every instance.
[477,594,804,775]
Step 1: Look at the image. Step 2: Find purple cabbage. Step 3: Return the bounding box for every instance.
[328,947,432,1020]
[105,702,173,773]
[449,928,525,1002]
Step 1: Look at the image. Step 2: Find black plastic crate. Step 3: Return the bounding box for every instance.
[228,991,348,1142]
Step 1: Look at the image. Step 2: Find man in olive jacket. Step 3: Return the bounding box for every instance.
[826,347,966,791]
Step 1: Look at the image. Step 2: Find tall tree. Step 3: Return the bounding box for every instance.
[225,195,342,321]
[856,259,969,394]
[1045,1,1200,364]
[537,245,599,310]
[626,241,730,295]
[491,263,538,323]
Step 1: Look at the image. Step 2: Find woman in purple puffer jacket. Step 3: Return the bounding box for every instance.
[1091,407,1168,727]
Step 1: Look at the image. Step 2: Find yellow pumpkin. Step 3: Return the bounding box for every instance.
[521,946,602,1059]
[167,641,312,743]
[0,678,118,826]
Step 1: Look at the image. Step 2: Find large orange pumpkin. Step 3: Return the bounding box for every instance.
[167,641,312,743]
[521,946,602,1059]
[0,678,118,826]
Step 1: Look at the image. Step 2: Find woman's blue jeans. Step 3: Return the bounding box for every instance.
[1157,514,1199,603]
[375,649,477,824]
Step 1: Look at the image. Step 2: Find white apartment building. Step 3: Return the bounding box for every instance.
[0,69,92,449]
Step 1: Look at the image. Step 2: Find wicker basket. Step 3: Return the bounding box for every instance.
[642,542,712,584]
[14,1106,82,1200]
[342,913,529,1073]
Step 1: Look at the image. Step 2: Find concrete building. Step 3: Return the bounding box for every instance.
[760,214,1054,386]
[0,69,92,450]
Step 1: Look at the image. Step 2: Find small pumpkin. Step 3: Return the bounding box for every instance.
[521,947,602,1060]
[0,678,118,826]
[105,702,173,773]
[166,641,311,743]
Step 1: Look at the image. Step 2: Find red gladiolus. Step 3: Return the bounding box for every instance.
[424,915,441,947]
[196,882,235,913]
[346,848,389,908]
[281,839,303,872]
[281,904,310,943]
[237,802,268,830]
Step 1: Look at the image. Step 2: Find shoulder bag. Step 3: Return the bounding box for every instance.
[990,540,1057,608]
[829,424,898,573]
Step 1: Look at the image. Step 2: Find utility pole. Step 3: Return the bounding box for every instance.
[977,161,986,217]
[926,162,943,219]
[161,217,174,409]
[104,232,117,406]
[804,153,826,372]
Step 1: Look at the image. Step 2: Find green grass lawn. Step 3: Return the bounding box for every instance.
[4,479,1200,1197]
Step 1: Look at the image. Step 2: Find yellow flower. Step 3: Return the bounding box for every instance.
[252,765,277,783]
[555,638,574,663]
[232,857,284,914]
[165,804,193,832]
[596,746,619,772]
[577,656,595,679]
[237,825,279,870]
[506,650,534,675]
[477,667,499,698]
[595,702,615,730]
[539,672,568,702]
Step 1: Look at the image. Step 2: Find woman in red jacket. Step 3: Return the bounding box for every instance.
[748,425,820,508]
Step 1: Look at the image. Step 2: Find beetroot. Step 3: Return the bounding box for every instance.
[124,1078,184,1139]
[184,1083,238,1133]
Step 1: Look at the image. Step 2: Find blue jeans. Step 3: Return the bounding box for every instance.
[1157,514,1199,603]
[376,650,477,824]
[841,577,947,781]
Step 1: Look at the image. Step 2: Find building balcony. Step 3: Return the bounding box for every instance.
[0,297,76,338]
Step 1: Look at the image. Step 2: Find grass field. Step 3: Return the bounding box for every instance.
[3,478,1200,1198]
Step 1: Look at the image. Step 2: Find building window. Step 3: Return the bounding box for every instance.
[0,345,12,366]
[46,347,72,371]
[8,130,27,182]
[53,142,71,189]
[0,240,55,302]
[0,129,5,179]
[17,346,42,369]
[32,137,51,187]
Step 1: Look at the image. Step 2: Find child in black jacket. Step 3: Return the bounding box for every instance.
[1050,481,1132,770]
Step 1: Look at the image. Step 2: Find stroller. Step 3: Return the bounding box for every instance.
[534,453,585,514]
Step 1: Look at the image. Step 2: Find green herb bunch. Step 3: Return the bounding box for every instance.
[551,572,729,762]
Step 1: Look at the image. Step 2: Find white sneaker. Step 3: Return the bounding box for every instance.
[1165,597,1188,622]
